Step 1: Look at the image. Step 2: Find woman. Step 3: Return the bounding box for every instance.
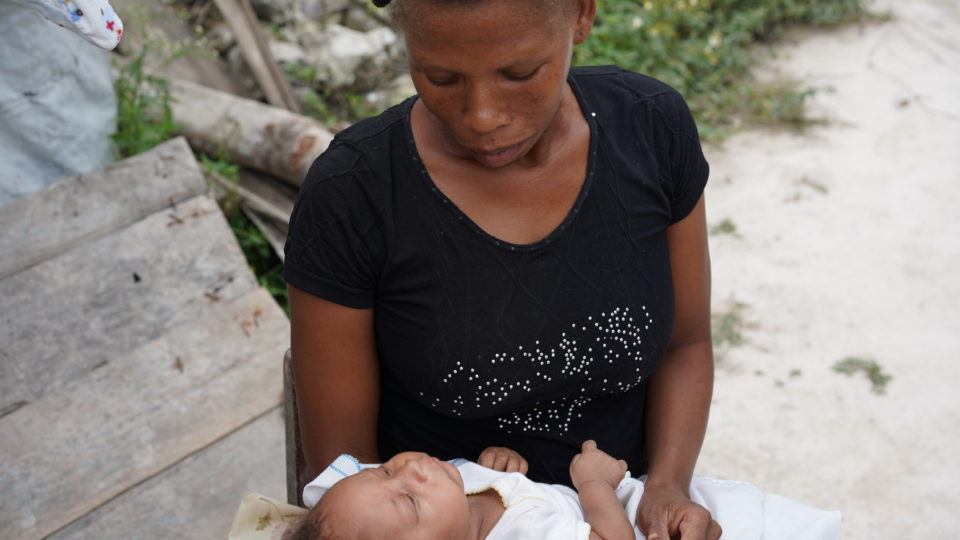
[284,0,718,538]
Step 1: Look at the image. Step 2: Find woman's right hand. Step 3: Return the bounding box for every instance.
[569,440,628,491]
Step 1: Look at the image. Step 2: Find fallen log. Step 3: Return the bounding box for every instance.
[170,78,333,187]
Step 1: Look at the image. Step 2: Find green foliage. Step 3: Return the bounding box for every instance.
[199,154,289,314]
[574,0,868,139]
[228,209,290,314]
[710,218,740,237]
[711,299,753,359]
[112,46,178,158]
[833,356,892,395]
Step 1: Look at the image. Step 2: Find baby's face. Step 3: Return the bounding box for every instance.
[319,452,470,540]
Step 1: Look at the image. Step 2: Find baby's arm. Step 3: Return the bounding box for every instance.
[570,440,634,540]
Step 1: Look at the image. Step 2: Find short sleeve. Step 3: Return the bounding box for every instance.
[282,148,384,309]
[654,91,710,224]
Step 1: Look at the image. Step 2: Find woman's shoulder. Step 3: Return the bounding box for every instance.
[300,97,413,193]
[570,65,695,133]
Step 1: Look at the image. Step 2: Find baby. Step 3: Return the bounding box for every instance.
[290,440,636,540]
[286,443,841,540]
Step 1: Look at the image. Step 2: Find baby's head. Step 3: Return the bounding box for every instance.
[289,452,470,540]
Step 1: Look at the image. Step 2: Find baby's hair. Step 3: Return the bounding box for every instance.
[284,502,343,540]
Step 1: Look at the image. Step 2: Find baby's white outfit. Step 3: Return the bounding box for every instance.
[303,455,841,540]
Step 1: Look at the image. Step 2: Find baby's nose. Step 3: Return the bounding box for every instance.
[398,457,429,483]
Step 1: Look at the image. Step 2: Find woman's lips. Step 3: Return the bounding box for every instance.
[470,142,523,168]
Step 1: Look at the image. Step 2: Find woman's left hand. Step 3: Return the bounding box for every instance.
[635,482,721,540]
[478,446,529,474]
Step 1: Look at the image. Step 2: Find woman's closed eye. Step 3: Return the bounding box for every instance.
[504,66,542,82]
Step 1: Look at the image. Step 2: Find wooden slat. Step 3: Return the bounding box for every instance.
[0,137,204,280]
[0,195,257,416]
[243,204,288,262]
[49,407,286,539]
[212,0,301,112]
[238,169,296,224]
[0,287,289,539]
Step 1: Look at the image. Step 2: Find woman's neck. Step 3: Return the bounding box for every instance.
[467,489,506,539]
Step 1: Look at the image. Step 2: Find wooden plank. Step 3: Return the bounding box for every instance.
[243,204,288,262]
[170,79,333,187]
[0,195,257,416]
[0,137,204,280]
[49,407,286,539]
[213,0,301,112]
[238,169,296,224]
[0,287,289,539]
[210,169,295,225]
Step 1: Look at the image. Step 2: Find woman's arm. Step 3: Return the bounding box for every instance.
[635,195,722,539]
[289,284,381,482]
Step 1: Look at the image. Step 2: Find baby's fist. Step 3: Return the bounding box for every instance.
[478,446,529,474]
[569,440,627,491]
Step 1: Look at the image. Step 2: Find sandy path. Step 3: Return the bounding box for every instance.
[696,0,960,537]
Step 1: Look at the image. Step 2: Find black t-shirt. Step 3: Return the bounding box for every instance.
[283,65,709,486]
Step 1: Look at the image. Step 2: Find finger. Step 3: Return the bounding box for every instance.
[582,439,597,452]
[493,453,509,471]
[478,450,494,468]
[706,520,722,540]
[518,459,529,475]
[644,520,670,540]
[677,509,711,540]
[618,459,628,470]
[506,456,520,472]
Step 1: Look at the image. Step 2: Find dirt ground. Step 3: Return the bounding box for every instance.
[695,0,960,537]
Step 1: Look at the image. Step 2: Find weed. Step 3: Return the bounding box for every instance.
[112,46,178,158]
[227,207,289,314]
[710,218,740,237]
[833,356,892,395]
[712,299,753,357]
[574,0,873,139]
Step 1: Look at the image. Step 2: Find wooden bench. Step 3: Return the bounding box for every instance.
[284,349,307,507]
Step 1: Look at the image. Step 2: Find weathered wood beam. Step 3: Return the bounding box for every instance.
[0,287,288,539]
[48,408,286,539]
[170,79,333,187]
[0,137,204,281]
[0,195,258,416]
[212,0,301,112]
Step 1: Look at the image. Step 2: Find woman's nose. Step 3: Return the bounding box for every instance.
[461,83,510,135]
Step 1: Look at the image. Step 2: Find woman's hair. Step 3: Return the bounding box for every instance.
[373,0,579,33]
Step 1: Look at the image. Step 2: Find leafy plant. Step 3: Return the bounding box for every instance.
[112,46,179,158]
[833,356,892,395]
[574,0,872,139]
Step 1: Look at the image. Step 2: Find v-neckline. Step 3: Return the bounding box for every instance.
[401,70,599,253]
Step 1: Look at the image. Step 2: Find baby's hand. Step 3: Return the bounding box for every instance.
[569,440,628,491]
[478,446,529,474]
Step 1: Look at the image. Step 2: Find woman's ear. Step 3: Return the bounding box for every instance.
[572,0,597,45]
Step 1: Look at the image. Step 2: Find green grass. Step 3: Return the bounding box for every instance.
[574,0,874,139]
[712,299,752,353]
[710,218,740,237]
[833,356,892,395]
[112,46,178,158]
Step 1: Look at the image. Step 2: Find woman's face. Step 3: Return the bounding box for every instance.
[402,0,594,168]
